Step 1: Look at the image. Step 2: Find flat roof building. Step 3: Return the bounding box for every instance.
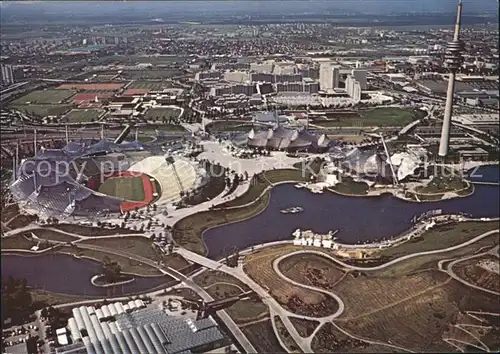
[56,306,227,354]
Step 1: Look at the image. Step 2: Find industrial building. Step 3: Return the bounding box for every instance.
[55,303,227,354]
[452,113,499,126]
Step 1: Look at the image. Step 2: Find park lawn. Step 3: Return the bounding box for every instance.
[11,104,72,117]
[57,246,162,276]
[156,124,186,132]
[222,169,311,208]
[415,176,468,194]
[98,176,145,201]
[375,221,499,260]
[329,176,369,195]
[80,236,159,260]
[128,81,174,91]
[122,70,183,80]
[63,109,103,123]
[1,234,45,250]
[145,107,181,121]
[11,89,76,105]
[360,107,426,127]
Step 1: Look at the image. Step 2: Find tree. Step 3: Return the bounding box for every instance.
[101,257,122,283]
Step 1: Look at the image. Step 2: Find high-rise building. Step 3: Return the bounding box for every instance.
[319,64,340,91]
[0,64,15,86]
[345,75,362,102]
[351,69,367,90]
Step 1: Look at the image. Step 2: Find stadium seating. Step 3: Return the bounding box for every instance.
[128,156,198,204]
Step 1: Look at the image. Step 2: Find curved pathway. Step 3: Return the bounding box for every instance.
[272,254,345,319]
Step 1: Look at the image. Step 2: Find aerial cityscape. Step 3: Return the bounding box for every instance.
[0,0,499,353]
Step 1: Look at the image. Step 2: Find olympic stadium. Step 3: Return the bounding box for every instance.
[9,139,207,219]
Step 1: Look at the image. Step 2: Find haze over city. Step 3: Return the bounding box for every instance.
[1,1,499,353]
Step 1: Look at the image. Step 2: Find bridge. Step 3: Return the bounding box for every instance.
[466,180,500,186]
[204,290,255,311]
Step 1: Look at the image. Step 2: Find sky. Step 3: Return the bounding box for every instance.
[0,0,498,16]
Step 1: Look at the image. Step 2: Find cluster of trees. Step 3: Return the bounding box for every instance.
[2,277,34,325]
[101,256,123,284]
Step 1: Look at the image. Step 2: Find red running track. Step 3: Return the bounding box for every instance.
[119,172,155,213]
[86,171,157,213]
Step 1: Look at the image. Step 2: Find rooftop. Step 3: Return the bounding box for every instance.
[57,306,226,354]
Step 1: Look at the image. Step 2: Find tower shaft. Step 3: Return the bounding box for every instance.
[438,73,456,157]
[438,0,464,158]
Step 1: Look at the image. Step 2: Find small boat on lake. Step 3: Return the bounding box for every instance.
[280,206,304,214]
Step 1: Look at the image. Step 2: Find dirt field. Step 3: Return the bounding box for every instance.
[12,89,76,105]
[334,270,450,320]
[443,310,500,352]
[63,109,104,123]
[244,245,340,317]
[452,255,500,293]
[98,175,145,201]
[278,253,345,291]
[240,319,286,353]
[289,317,319,337]
[338,279,499,352]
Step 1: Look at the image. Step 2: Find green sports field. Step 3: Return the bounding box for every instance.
[98,176,145,201]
